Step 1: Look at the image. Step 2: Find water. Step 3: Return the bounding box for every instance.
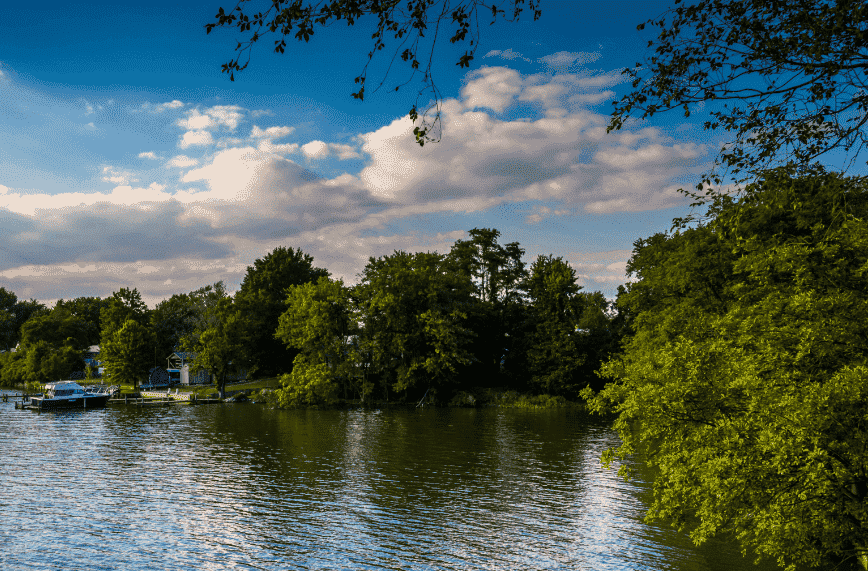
[0,392,776,570]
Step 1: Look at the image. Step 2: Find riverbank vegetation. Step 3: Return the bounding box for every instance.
[0,229,625,406]
[584,167,868,571]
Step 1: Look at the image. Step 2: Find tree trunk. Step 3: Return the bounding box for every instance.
[218,371,226,399]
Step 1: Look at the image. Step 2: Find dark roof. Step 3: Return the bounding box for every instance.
[169,351,197,360]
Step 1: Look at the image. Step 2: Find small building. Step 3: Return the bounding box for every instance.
[166,352,211,385]
[84,345,104,375]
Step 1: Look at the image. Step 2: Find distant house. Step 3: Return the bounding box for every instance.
[166,352,211,385]
[84,345,104,375]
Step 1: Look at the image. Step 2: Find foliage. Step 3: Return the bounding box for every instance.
[0,289,48,352]
[101,319,155,390]
[205,0,541,145]
[524,255,585,397]
[585,169,868,570]
[610,0,868,193]
[151,282,228,360]
[276,277,357,405]
[185,297,249,399]
[20,309,90,351]
[235,246,329,377]
[447,228,527,384]
[356,250,474,401]
[54,296,111,347]
[100,288,150,346]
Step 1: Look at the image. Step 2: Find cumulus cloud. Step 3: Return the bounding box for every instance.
[166,155,199,168]
[101,166,138,185]
[301,140,329,159]
[179,130,214,149]
[0,63,707,304]
[250,125,294,139]
[358,65,703,214]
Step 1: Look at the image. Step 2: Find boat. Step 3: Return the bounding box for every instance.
[23,380,112,410]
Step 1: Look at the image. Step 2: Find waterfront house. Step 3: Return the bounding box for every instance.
[166,351,211,385]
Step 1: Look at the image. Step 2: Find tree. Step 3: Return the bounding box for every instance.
[206,0,541,145]
[447,228,527,384]
[100,288,150,345]
[276,277,358,406]
[151,282,228,360]
[101,319,155,389]
[356,250,474,402]
[585,168,868,571]
[609,0,868,194]
[235,247,329,377]
[185,297,249,399]
[55,296,112,347]
[0,289,48,352]
[524,254,585,397]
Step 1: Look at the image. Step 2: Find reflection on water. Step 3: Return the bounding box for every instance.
[0,392,776,570]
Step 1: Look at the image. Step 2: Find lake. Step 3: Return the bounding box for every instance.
[0,392,777,570]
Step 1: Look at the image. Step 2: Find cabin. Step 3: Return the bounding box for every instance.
[166,352,211,385]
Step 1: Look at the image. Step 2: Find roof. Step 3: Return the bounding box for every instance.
[87,345,100,353]
[169,351,197,360]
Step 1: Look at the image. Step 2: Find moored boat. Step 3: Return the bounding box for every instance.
[25,380,112,410]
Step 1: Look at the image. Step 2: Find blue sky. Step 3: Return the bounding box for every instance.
[1,0,720,305]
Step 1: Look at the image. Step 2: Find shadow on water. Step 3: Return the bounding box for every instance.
[0,394,781,570]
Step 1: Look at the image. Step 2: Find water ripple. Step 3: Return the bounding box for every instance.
[0,393,775,570]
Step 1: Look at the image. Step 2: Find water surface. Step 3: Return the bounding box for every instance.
[0,393,776,570]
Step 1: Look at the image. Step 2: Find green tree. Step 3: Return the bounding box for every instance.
[447,228,527,385]
[55,296,111,347]
[100,288,150,345]
[151,282,228,361]
[102,319,155,390]
[610,0,868,191]
[0,291,49,353]
[206,0,541,145]
[0,287,17,352]
[235,246,329,377]
[356,250,474,402]
[524,254,585,397]
[276,277,358,406]
[185,297,249,399]
[585,169,868,571]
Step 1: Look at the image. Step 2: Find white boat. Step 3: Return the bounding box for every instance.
[24,380,112,410]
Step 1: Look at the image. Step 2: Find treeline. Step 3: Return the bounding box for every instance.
[0,229,626,402]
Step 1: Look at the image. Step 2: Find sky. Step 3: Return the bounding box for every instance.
[0,0,721,306]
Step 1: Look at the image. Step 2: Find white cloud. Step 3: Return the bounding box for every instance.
[301,140,329,159]
[141,100,184,113]
[101,166,138,185]
[250,125,294,139]
[166,155,199,168]
[461,67,523,113]
[0,64,708,304]
[206,105,244,130]
[179,130,214,149]
[539,51,602,68]
[177,110,215,130]
[484,48,531,62]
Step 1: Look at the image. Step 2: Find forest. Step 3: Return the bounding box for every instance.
[0,228,625,405]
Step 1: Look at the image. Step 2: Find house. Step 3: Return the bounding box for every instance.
[166,352,211,385]
[84,345,104,375]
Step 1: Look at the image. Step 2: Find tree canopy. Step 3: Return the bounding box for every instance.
[609,0,868,194]
[236,246,329,377]
[206,0,541,145]
[585,168,868,570]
